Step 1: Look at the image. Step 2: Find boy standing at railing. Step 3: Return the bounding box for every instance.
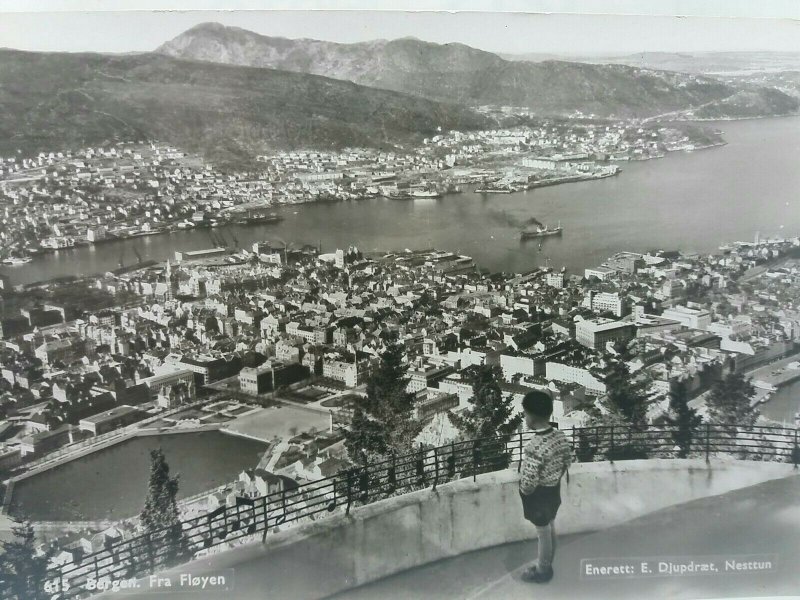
[518,390,573,584]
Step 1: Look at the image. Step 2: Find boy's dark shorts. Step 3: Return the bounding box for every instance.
[519,482,561,526]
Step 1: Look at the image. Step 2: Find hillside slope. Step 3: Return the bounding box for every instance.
[501,51,800,75]
[0,49,488,161]
[156,23,797,118]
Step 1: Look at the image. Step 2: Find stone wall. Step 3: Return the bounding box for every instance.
[96,458,796,600]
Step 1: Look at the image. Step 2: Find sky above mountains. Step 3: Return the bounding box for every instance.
[1,10,799,56]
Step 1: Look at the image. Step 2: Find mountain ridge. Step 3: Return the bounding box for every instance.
[0,48,489,162]
[156,22,799,119]
[502,50,800,74]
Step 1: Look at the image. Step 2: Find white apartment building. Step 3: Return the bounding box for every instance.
[545,272,564,289]
[662,305,712,330]
[584,291,626,317]
[545,361,606,396]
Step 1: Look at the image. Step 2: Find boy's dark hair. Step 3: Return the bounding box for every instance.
[522,390,553,418]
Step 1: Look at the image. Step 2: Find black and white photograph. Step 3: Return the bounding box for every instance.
[0,2,799,599]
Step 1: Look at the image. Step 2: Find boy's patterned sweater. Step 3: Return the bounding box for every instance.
[519,426,573,495]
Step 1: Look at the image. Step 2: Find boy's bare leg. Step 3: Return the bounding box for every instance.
[535,522,554,571]
[522,521,556,583]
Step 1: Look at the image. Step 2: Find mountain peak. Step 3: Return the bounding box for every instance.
[154,23,798,120]
[186,21,228,32]
[176,21,255,39]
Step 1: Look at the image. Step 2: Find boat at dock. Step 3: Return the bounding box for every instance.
[385,192,413,200]
[475,186,519,194]
[233,210,284,225]
[2,256,33,265]
[409,189,442,199]
[130,229,165,237]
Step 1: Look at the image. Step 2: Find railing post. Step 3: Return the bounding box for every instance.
[517,430,524,472]
[345,469,354,515]
[705,423,711,463]
[387,454,397,492]
[472,440,482,481]
[432,447,440,491]
[359,464,369,503]
[609,425,615,463]
[260,497,269,543]
[794,428,799,469]
[276,488,288,526]
[446,444,456,479]
[328,477,337,512]
[570,426,576,457]
[415,453,426,485]
[595,426,599,456]
[328,478,338,512]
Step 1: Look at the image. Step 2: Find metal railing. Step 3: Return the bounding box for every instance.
[7,422,799,599]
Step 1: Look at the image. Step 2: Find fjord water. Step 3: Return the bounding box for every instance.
[3,116,799,285]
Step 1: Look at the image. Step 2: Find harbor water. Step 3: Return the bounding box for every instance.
[2,116,799,285]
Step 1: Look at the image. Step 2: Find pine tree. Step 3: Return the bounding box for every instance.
[346,405,390,458]
[448,363,523,472]
[706,371,757,427]
[593,357,651,427]
[589,357,652,460]
[139,449,190,570]
[344,344,421,463]
[665,381,703,458]
[448,364,522,440]
[0,520,52,600]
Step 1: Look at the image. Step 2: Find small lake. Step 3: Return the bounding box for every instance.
[759,379,800,425]
[7,431,266,522]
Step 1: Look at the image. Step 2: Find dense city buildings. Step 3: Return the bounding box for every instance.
[0,119,721,265]
[2,230,798,529]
